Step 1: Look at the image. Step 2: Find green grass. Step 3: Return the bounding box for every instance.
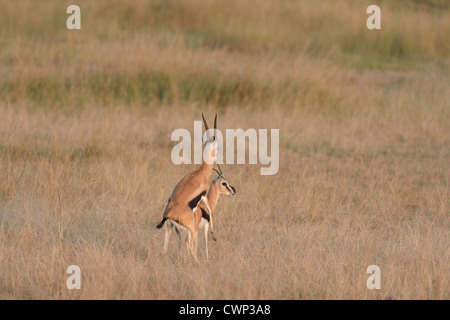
[1,0,449,111]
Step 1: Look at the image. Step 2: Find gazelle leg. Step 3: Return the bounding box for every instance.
[176,226,183,250]
[185,231,190,250]
[163,222,172,253]
[187,230,200,264]
[204,223,209,261]
[209,218,217,242]
[194,232,199,255]
[201,196,216,240]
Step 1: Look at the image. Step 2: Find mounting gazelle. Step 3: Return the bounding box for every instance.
[161,164,236,261]
[156,113,218,262]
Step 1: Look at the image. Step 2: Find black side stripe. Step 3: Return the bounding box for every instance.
[201,208,210,222]
[188,190,207,210]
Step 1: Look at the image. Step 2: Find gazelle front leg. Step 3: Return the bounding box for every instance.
[163,222,172,253]
[201,196,216,241]
[186,230,200,264]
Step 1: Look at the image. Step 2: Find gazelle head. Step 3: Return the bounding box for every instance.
[213,165,236,196]
[202,113,218,165]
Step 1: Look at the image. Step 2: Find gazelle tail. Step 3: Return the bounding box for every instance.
[156,217,167,229]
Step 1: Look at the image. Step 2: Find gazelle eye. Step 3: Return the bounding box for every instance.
[221,182,226,186]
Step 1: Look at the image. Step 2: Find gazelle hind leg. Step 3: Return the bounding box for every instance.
[176,226,183,250]
[163,222,172,253]
[187,231,200,264]
[194,233,199,255]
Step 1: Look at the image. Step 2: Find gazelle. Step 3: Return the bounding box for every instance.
[156,113,218,262]
[196,165,236,261]
[162,165,236,262]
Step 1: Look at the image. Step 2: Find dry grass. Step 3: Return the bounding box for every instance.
[0,0,448,299]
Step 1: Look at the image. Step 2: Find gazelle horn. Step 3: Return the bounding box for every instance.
[217,163,223,176]
[202,112,211,140]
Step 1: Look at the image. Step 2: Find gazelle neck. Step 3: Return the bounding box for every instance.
[207,182,220,212]
[200,141,217,175]
[199,161,214,176]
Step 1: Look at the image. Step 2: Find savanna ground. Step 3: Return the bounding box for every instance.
[0,0,449,299]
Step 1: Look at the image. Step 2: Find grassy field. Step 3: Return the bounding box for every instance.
[0,0,448,299]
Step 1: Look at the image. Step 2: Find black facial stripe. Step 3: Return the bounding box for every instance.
[188,190,207,210]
